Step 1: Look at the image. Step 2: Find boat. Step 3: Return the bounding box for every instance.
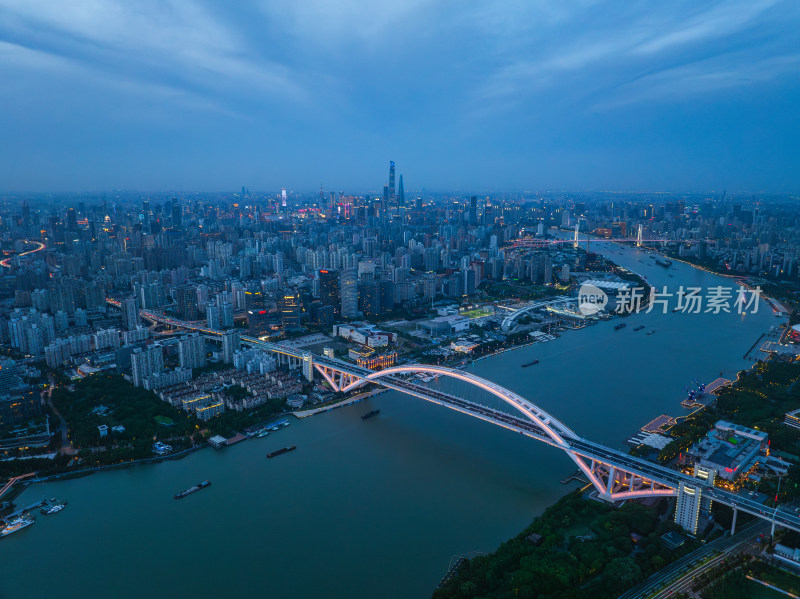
[361,409,380,420]
[41,503,66,515]
[174,480,211,499]
[1,515,34,537]
[672,307,681,312]
[655,259,673,268]
[633,326,645,331]
[646,330,656,335]
[614,323,627,330]
[521,360,540,367]
[267,446,297,459]
[257,430,270,438]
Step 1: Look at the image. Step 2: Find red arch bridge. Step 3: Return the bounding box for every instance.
[131,306,798,535]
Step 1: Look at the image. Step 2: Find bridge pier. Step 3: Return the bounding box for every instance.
[731,506,738,535]
[772,519,776,538]
[606,466,616,495]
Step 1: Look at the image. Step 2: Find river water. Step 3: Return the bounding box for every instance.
[0,243,779,599]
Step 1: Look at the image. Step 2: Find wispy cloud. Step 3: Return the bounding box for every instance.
[470,0,798,116]
[0,0,307,110]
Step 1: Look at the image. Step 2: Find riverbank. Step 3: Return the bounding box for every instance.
[433,489,700,599]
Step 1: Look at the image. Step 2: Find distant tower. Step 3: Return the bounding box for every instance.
[388,161,396,205]
[320,184,324,209]
[573,223,579,249]
[281,188,287,208]
[469,196,477,226]
[22,201,30,228]
[636,224,643,247]
[398,175,405,208]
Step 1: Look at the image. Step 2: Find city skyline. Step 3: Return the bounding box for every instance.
[1,0,799,193]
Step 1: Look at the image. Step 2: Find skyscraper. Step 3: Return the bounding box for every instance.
[222,330,241,364]
[339,268,358,319]
[178,333,206,370]
[171,201,182,227]
[398,175,405,208]
[469,196,477,226]
[280,291,302,330]
[388,161,396,205]
[131,344,164,387]
[123,297,140,331]
[176,285,199,321]
[318,269,340,315]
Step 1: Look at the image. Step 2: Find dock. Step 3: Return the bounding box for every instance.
[561,470,589,485]
[3,498,62,523]
[705,378,731,394]
[641,414,676,433]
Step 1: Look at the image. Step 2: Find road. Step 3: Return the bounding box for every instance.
[619,520,768,599]
[0,240,45,268]
[43,375,71,452]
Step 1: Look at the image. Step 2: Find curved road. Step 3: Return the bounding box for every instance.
[0,240,46,268]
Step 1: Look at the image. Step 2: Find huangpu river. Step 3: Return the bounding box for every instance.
[0,242,780,599]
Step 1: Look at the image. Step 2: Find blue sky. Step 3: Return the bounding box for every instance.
[0,0,798,193]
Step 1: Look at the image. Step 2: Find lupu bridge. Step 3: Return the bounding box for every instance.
[126,306,799,535]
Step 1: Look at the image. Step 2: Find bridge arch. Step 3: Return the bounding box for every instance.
[500,297,576,330]
[339,364,579,447]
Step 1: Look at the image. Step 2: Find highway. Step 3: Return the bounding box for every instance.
[0,240,45,268]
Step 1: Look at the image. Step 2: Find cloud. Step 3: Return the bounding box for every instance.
[594,52,800,110]
[470,0,798,116]
[258,0,433,44]
[0,0,308,109]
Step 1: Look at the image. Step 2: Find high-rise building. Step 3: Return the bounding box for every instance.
[674,482,703,533]
[280,291,302,330]
[123,297,140,331]
[176,285,199,321]
[222,330,241,364]
[131,344,164,387]
[171,202,182,227]
[469,196,477,226]
[246,290,270,336]
[206,303,221,331]
[178,333,206,370]
[358,283,381,317]
[398,174,405,208]
[66,207,78,232]
[318,270,340,315]
[339,268,358,319]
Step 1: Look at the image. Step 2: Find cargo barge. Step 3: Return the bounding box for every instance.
[174,480,211,499]
[267,446,296,459]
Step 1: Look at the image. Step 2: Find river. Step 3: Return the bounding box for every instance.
[0,243,780,599]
